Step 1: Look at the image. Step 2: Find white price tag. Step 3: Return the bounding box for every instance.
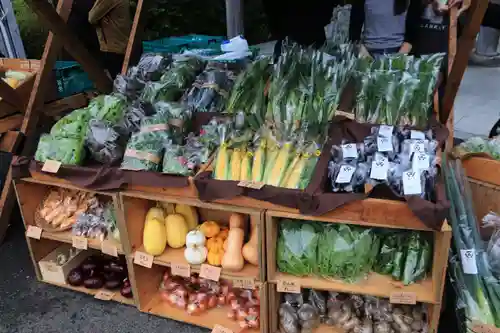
[336,165,356,183]
[26,226,42,239]
[341,144,358,158]
[403,170,422,195]
[460,249,478,274]
[377,136,393,152]
[411,130,426,140]
[410,140,427,155]
[412,153,430,170]
[370,158,389,180]
[378,125,394,138]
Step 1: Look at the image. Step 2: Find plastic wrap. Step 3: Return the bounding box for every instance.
[113,67,146,100]
[277,220,320,276]
[316,224,380,282]
[85,119,128,165]
[50,108,90,139]
[89,94,127,124]
[120,133,163,171]
[161,141,190,176]
[120,100,155,134]
[136,53,172,81]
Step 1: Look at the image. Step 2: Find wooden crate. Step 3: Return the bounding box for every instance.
[267,283,442,333]
[462,157,500,187]
[14,177,135,306]
[265,210,451,333]
[120,190,266,283]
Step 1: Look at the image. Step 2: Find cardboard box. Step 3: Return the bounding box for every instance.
[38,244,91,285]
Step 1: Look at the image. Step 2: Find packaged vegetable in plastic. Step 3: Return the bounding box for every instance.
[119,100,154,134]
[307,289,327,322]
[85,119,128,165]
[279,303,300,333]
[120,133,163,171]
[374,232,400,275]
[50,108,90,139]
[136,53,171,81]
[402,232,422,285]
[35,134,53,163]
[162,141,190,176]
[317,224,380,282]
[46,137,86,165]
[113,68,145,100]
[89,94,127,124]
[277,220,320,276]
[412,234,432,283]
[138,110,170,143]
[484,212,500,277]
[391,234,407,281]
[298,303,320,333]
[154,101,192,144]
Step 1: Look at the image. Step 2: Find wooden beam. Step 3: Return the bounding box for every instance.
[43,93,90,117]
[21,0,73,139]
[25,0,112,93]
[121,0,145,74]
[446,7,457,150]
[0,79,23,110]
[441,0,489,124]
[0,114,23,134]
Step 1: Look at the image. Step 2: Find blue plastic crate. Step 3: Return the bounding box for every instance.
[142,34,224,54]
[54,61,94,98]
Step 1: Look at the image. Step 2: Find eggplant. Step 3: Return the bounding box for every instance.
[120,284,133,298]
[105,279,122,290]
[83,276,104,289]
[108,261,126,274]
[80,257,100,274]
[67,267,84,286]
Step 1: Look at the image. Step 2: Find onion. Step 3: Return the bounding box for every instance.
[227,291,237,301]
[221,284,230,296]
[173,286,188,298]
[160,290,170,302]
[163,270,171,281]
[248,307,259,316]
[252,289,260,300]
[187,303,201,315]
[236,309,248,321]
[227,310,236,320]
[248,319,259,329]
[208,295,218,309]
[239,321,249,329]
[217,295,227,306]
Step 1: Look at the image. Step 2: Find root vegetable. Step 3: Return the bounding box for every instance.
[327,304,343,325]
[218,295,227,305]
[410,320,423,331]
[353,318,373,333]
[392,313,411,333]
[228,310,236,319]
[374,321,391,333]
[338,305,352,326]
[343,317,361,331]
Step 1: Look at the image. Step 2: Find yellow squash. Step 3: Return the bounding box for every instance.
[143,217,167,256]
[165,214,189,248]
[175,204,199,230]
[146,206,165,222]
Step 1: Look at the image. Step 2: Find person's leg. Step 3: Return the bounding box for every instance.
[482,2,500,30]
[103,52,125,78]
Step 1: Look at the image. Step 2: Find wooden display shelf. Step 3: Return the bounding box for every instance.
[129,262,268,333]
[43,280,134,306]
[41,230,124,255]
[462,156,500,187]
[133,245,259,282]
[266,211,452,305]
[120,191,266,282]
[271,272,435,303]
[267,283,441,333]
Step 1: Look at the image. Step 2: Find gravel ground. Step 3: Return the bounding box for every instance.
[0,215,208,333]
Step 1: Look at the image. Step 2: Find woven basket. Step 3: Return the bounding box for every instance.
[34,194,74,233]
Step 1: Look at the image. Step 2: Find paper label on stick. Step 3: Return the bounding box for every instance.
[277,279,301,294]
[171,263,191,278]
[341,143,358,158]
[237,180,264,190]
[134,251,153,268]
[336,165,356,183]
[212,325,234,333]
[412,153,430,171]
[460,249,478,274]
[42,160,61,173]
[379,125,394,138]
[410,139,427,155]
[377,136,393,152]
[390,292,417,304]
[26,225,42,239]
[199,264,221,281]
[370,158,389,180]
[232,277,256,290]
[72,236,88,250]
[471,322,500,333]
[403,170,422,195]
[94,290,115,301]
[411,130,426,140]
[101,241,118,257]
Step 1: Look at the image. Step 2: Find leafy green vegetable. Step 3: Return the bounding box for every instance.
[50,108,90,139]
[374,233,399,275]
[277,219,320,276]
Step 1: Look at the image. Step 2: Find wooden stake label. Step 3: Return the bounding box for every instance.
[42,160,62,173]
[199,264,221,281]
[26,226,42,239]
[238,180,264,190]
[277,279,301,294]
[72,236,88,250]
[134,251,153,268]
[171,263,191,278]
[472,322,500,333]
[232,277,256,290]
[101,241,118,257]
[94,290,115,301]
[212,325,233,333]
[390,292,417,305]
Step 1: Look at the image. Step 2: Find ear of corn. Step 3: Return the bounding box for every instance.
[280,151,301,187]
[229,148,242,181]
[251,141,266,182]
[297,155,319,189]
[267,142,293,187]
[213,144,230,180]
[284,154,307,189]
[240,151,252,181]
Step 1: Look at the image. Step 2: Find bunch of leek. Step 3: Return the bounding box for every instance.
[444,158,500,331]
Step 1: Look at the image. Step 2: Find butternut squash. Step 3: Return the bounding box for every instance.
[242,220,259,266]
[221,213,245,271]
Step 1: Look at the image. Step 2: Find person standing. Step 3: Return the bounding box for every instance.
[262,0,340,60]
[349,0,419,59]
[88,0,131,77]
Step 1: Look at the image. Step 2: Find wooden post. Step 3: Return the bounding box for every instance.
[441,0,489,125]
[446,7,457,150]
[24,0,113,93]
[121,0,145,74]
